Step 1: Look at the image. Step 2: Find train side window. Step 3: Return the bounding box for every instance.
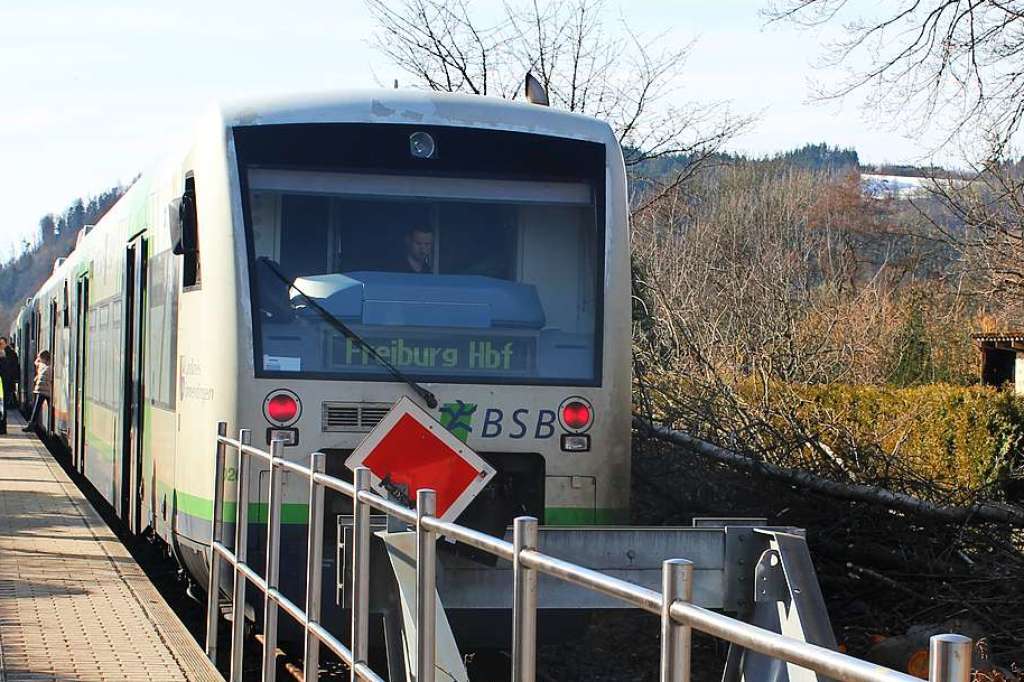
[173,175,201,290]
[145,250,178,409]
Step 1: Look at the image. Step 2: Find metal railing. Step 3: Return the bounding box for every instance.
[205,423,974,682]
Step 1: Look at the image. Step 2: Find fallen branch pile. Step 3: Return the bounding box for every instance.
[635,416,1024,526]
[631,419,1024,672]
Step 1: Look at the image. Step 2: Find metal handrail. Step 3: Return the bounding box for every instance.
[205,423,973,682]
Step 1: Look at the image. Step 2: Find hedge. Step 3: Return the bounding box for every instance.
[643,377,1024,500]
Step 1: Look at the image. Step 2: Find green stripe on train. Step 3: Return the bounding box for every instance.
[158,480,624,527]
[544,507,626,525]
[171,488,623,528]
[172,489,310,524]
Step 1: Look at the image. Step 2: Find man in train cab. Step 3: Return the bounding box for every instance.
[392,226,434,274]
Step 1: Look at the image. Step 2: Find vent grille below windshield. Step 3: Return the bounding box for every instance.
[322,402,392,432]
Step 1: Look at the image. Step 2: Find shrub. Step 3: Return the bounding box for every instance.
[641,375,1024,503]
[792,383,1024,496]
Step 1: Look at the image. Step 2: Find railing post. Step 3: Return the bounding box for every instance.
[512,516,539,682]
[303,452,326,682]
[416,489,437,682]
[929,634,972,682]
[230,429,251,682]
[206,421,228,662]
[351,467,372,682]
[660,559,693,682]
[262,439,285,682]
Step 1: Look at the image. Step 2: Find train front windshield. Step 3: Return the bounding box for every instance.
[238,124,604,385]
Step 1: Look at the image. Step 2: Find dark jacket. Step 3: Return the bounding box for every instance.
[3,348,18,384]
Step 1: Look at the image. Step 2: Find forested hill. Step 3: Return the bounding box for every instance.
[0,186,124,334]
[773,143,859,170]
[636,142,861,178]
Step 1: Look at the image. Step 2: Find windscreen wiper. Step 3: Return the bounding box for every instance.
[259,259,439,409]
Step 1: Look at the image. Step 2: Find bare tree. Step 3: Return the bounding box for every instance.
[366,0,750,211]
[766,0,1024,318]
[632,163,980,473]
[913,164,1024,317]
[765,0,1024,154]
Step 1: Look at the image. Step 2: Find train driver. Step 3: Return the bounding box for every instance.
[392,225,434,274]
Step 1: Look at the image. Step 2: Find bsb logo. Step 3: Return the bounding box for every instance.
[440,401,559,441]
[439,401,477,442]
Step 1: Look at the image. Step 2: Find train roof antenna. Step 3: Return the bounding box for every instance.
[524,72,549,106]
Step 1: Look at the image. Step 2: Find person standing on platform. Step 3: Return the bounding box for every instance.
[0,340,6,435]
[4,343,19,409]
[0,337,15,405]
[0,338,10,403]
[22,350,51,433]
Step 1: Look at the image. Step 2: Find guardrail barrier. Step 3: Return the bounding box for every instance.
[204,423,973,682]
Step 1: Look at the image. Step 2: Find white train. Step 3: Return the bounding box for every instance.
[13,87,632,643]
[13,90,843,680]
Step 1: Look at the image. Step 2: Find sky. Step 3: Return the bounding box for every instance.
[0,1,947,258]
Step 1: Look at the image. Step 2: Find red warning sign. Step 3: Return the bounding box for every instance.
[345,397,496,521]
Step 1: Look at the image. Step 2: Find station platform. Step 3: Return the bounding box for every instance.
[0,412,221,681]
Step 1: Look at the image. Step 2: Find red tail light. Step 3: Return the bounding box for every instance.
[560,399,592,431]
[267,395,297,422]
[264,390,301,426]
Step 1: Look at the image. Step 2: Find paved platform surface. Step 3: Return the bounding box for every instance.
[0,412,221,681]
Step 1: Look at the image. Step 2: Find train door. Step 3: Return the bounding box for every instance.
[47,300,57,434]
[22,314,33,408]
[25,311,38,409]
[72,276,89,474]
[120,237,148,533]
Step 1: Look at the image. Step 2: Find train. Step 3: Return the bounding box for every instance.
[11,89,843,681]
[10,88,633,665]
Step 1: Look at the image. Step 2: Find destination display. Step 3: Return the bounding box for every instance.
[330,333,536,375]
